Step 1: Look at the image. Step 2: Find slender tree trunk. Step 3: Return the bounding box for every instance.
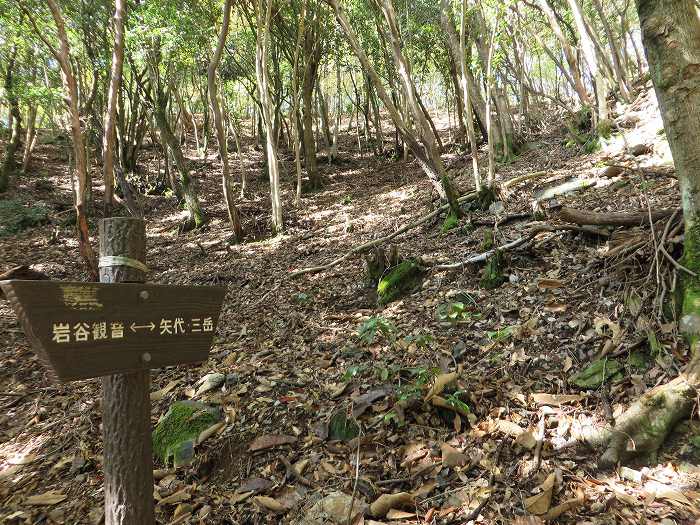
[301,21,321,189]
[256,0,283,233]
[0,45,21,193]
[485,21,497,189]
[22,110,40,173]
[103,0,126,216]
[536,0,591,108]
[565,0,608,128]
[44,0,98,279]
[591,0,631,101]
[292,0,307,204]
[599,0,700,468]
[208,0,243,240]
[378,0,461,214]
[329,0,460,216]
[147,46,205,229]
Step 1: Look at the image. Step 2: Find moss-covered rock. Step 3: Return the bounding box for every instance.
[153,400,222,467]
[377,259,423,305]
[480,250,506,290]
[569,358,623,389]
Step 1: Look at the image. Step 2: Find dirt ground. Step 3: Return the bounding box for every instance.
[1,85,699,524]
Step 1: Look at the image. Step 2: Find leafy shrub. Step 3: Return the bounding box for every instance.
[357,316,396,345]
[0,199,49,237]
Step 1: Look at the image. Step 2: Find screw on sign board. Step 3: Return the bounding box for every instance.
[0,280,226,381]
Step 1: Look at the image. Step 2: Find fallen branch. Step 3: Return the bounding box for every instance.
[432,223,604,271]
[502,170,549,190]
[559,207,677,227]
[289,191,477,278]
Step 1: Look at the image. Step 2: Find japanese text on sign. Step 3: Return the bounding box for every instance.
[51,317,213,344]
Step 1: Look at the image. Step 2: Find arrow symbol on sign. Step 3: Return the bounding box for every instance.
[130,322,156,333]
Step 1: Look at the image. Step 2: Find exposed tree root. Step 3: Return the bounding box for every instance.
[598,358,699,468]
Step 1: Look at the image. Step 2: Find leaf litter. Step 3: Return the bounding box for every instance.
[0,94,699,524]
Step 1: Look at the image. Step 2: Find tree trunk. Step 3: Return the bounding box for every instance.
[103,0,126,216]
[21,111,39,174]
[45,0,98,280]
[599,0,700,468]
[536,0,591,108]
[0,45,21,193]
[292,0,307,204]
[208,0,243,241]
[330,0,460,215]
[256,0,283,233]
[99,217,155,525]
[377,0,461,215]
[302,22,321,190]
[591,0,631,102]
[147,46,205,230]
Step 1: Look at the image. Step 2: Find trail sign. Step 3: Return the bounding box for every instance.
[0,280,226,381]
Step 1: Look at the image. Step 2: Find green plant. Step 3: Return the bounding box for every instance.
[403,331,435,349]
[690,435,700,449]
[436,301,481,323]
[487,325,517,343]
[341,364,365,382]
[445,390,471,415]
[357,316,397,345]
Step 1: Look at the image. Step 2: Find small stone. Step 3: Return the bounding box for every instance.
[297,492,367,525]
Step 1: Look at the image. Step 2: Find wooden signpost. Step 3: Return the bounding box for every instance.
[1,280,226,381]
[0,218,226,524]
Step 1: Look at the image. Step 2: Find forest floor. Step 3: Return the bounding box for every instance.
[1,84,700,525]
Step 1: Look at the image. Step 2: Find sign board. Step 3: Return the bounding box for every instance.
[0,280,226,381]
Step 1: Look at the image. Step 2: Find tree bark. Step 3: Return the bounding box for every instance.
[599,0,700,467]
[302,18,321,189]
[256,0,283,233]
[209,0,243,241]
[21,107,38,173]
[103,0,126,216]
[377,0,461,215]
[148,69,205,228]
[99,217,154,525]
[535,0,591,108]
[45,0,98,280]
[0,45,21,193]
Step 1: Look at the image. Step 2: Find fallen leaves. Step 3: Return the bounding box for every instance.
[531,393,584,406]
[248,434,297,452]
[524,473,556,515]
[423,372,457,402]
[440,443,468,468]
[370,492,414,517]
[25,491,67,506]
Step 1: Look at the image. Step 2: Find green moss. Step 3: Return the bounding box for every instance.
[569,358,623,389]
[480,250,506,290]
[681,221,700,344]
[482,229,494,251]
[475,186,497,211]
[328,412,360,441]
[152,401,221,467]
[441,212,459,233]
[377,259,422,305]
[597,119,613,139]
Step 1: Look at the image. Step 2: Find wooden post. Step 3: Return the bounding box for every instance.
[99,217,155,525]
